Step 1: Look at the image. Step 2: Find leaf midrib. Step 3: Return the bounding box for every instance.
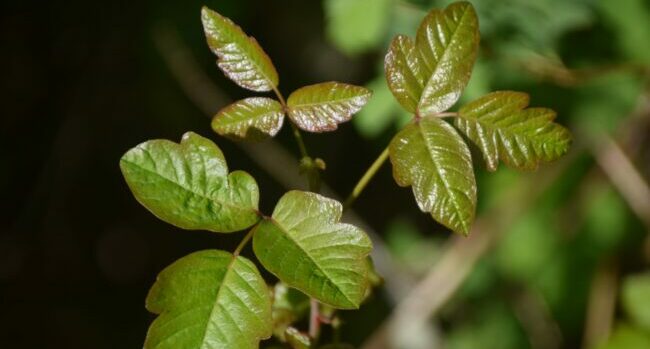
[418,121,469,233]
[289,93,367,110]
[122,158,256,215]
[418,4,473,110]
[269,217,357,307]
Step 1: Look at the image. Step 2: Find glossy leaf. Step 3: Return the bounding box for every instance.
[287,82,372,132]
[385,35,425,113]
[212,97,285,140]
[389,117,476,235]
[455,91,571,171]
[144,250,272,349]
[201,7,279,92]
[416,1,479,116]
[120,132,260,233]
[253,191,373,308]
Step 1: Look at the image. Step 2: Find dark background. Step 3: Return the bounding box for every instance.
[2,0,650,348]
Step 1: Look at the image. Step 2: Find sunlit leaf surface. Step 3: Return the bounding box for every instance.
[201,7,279,92]
[144,250,272,349]
[120,132,260,232]
[390,117,476,234]
[416,1,479,116]
[455,91,571,171]
[287,82,371,132]
[212,97,285,140]
[253,191,372,308]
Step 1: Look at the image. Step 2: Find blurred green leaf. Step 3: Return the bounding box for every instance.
[598,0,650,63]
[212,97,285,140]
[325,0,393,55]
[253,191,373,309]
[201,7,279,91]
[285,327,311,349]
[456,91,571,171]
[622,272,650,332]
[389,117,476,235]
[598,323,650,349]
[144,250,272,349]
[120,132,261,233]
[446,301,528,349]
[353,77,409,138]
[416,1,479,115]
[582,185,628,254]
[287,82,372,132]
[495,211,559,282]
[272,283,310,340]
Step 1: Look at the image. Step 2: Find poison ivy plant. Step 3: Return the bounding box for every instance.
[202,7,371,140]
[121,1,572,347]
[385,1,571,234]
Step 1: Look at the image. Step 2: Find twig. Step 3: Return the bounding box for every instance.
[593,135,650,229]
[582,261,618,349]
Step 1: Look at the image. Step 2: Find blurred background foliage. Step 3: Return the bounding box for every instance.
[1,0,649,348]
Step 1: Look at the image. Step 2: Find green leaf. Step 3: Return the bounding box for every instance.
[622,272,650,331]
[389,117,476,235]
[253,191,373,309]
[120,132,260,233]
[212,97,285,140]
[324,0,392,55]
[455,91,571,171]
[598,323,650,349]
[416,1,479,116]
[385,34,426,113]
[144,250,272,349]
[201,6,279,92]
[287,82,372,132]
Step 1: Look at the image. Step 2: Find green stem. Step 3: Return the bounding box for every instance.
[344,146,390,210]
[233,227,256,257]
[290,123,310,159]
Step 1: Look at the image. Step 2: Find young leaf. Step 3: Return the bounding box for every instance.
[389,117,476,235]
[455,91,571,171]
[212,97,285,140]
[384,35,425,113]
[416,1,479,116]
[286,82,372,132]
[144,250,272,349]
[201,7,279,92]
[271,283,310,340]
[253,191,373,309]
[120,132,260,233]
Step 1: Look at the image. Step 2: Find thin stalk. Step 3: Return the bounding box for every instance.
[309,298,321,339]
[233,227,256,257]
[290,123,310,159]
[435,111,458,118]
[344,147,390,210]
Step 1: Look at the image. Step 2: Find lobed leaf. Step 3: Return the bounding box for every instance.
[384,35,426,113]
[455,91,571,171]
[120,132,260,233]
[144,250,272,349]
[253,191,373,309]
[201,7,279,92]
[416,1,479,116]
[286,82,372,132]
[389,117,476,235]
[212,97,285,140]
